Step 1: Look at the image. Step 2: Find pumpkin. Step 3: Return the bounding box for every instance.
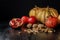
[29,6,58,23]
[58,15,60,24]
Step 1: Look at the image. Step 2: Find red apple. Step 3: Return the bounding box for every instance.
[28,16,36,24]
[21,16,29,23]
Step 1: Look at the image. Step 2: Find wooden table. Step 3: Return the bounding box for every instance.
[0,23,60,40]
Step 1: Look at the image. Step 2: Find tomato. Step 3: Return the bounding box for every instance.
[9,18,23,28]
[28,16,36,24]
[21,16,29,23]
[45,16,58,28]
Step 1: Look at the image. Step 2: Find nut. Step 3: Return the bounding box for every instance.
[47,28,55,33]
[27,23,32,28]
[38,24,46,31]
[38,24,44,28]
[44,28,48,32]
[32,24,38,28]
[48,30,53,33]
[32,27,38,33]
[26,29,33,33]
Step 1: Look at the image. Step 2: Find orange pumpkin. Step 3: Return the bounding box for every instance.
[29,6,58,23]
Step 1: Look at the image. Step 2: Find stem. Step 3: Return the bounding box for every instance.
[46,6,52,18]
[35,5,37,8]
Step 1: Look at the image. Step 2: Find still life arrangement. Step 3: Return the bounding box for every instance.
[9,6,60,34]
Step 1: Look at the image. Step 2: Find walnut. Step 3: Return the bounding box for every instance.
[38,24,46,31]
[27,23,32,28]
[26,29,33,33]
[44,28,48,32]
[47,28,55,33]
[32,27,38,33]
[32,24,38,28]
[38,24,44,28]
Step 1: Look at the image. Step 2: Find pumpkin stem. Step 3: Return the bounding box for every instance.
[46,6,49,11]
[46,6,52,18]
[35,5,38,8]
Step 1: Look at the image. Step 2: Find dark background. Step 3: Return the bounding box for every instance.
[0,0,60,22]
[0,1,60,40]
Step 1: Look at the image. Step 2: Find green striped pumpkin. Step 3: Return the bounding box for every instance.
[29,6,58,23]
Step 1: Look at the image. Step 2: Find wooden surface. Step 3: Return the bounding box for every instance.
[0,23,60,40]
[0,28,60,40]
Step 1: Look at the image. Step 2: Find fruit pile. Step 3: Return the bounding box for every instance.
[9,6,60,34]
[9,16,36,28]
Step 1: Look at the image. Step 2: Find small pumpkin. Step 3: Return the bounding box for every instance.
[58,15,60,24]
[29,6,58,23]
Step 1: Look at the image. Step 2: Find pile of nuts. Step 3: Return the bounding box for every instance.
[23,23,55,34]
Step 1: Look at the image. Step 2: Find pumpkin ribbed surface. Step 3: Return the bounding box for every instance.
[29,6,58,23]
